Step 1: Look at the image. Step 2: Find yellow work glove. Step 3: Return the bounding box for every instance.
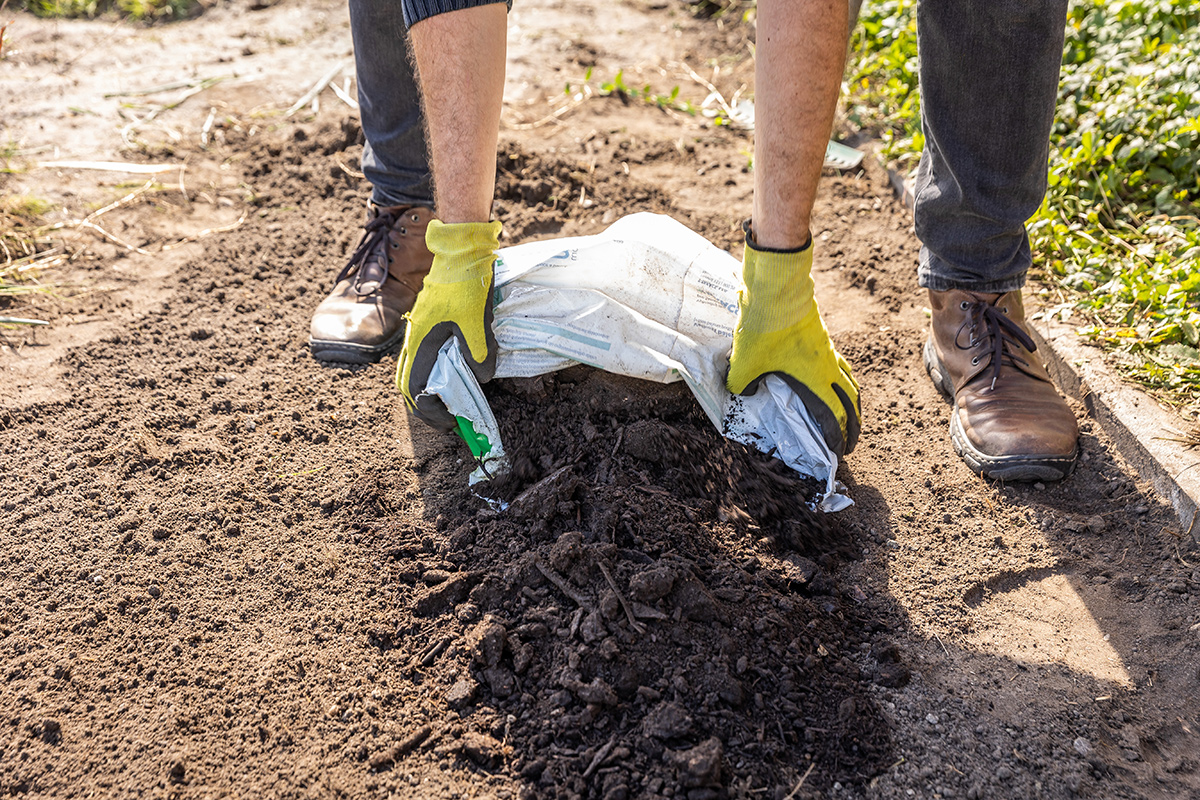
[397,219,501,430]
[726,225,861,458]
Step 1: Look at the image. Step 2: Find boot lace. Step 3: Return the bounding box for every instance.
[953,294,1037,391]
[335,208,404,294]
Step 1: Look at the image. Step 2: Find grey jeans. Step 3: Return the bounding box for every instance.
[348,0,432,207]
[350,0,1069,292]
[914,0,1070,293]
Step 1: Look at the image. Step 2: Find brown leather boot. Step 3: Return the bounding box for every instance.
[309,204,435,364]
[924,289,1079,481]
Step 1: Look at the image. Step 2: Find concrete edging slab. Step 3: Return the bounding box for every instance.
[885,164,1200,532]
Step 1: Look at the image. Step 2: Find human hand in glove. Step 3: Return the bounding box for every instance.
[397,219,502,429]
[726,224,861,458]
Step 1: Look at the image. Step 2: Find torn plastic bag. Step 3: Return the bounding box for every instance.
[420,213,852,512]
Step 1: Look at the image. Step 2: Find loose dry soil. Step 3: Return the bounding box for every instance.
[2,1,1200,798]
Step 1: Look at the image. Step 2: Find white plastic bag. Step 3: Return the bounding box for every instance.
[421,213,852,512]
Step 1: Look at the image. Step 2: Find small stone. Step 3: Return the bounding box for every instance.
[467,617,507,667]
[668,737,723,788]
[511,640,533,674]
[996,766,1013,780]
[563,677,618,706]
[628,567,676,603]
[459,731,505,766]
[168,759,186,783]
[1033,482,1046,491]
[1073,737,1091,756]
[548,530,586,573]
[579,610,607,643]
[1085,515,1107,534]
[484,666,516,699]
[148,584,162,599]
[925,713,939,725]
[642,701,693,739]
[445,678,477,710]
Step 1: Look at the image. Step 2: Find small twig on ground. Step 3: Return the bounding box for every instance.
[677,60,745,127]
[201,107,217,147]
[105,76,227,98]
[0,316,48,326]
[38,178,245,256]
[36,160,179,174]
[409,636,449,670]
[783,763,816,800]
[611,427,625,459]
[119,77,237,147]
[504,85,594,131]
[85,177,159,222]
[337,160,366,180]
[286,59,351,117]
[330,78,359,110]
[161,212,247,251]
[582,737,616,778]
[74,220,151,255]
[598,560,645,634]
[535,559,593,610]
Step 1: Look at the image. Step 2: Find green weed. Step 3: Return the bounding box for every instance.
[23,0,193,21]
[567,68,699,116]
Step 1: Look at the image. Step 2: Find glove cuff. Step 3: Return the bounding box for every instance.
[742,218,812,253]
[425,219,503,283]
[739,235,816,333]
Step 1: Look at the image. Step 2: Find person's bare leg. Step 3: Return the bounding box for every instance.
[751,0,848,248]
[408,3,507,223]
[727,0,859,459]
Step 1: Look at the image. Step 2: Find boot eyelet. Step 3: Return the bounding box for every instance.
[399,226,407,235]
[971,356,979,365]
[390,242,399,248]
[411,213,420,222]
[1001,306,1009,314]
[960,301,970,309]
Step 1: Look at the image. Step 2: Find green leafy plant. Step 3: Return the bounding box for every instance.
[596,69,697,114]
[24,0,193,20]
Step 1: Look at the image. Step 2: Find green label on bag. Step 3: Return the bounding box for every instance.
[455,416,492,460]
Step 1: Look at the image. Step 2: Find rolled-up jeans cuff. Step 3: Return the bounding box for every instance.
[370,187,434,209]
[918,258,1026,294]
[403,0,510,28]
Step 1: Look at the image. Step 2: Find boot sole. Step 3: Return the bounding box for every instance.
[310,328,405,365]
[923,339,1077,482]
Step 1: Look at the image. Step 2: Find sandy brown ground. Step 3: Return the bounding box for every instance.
[3,1,1200,798]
